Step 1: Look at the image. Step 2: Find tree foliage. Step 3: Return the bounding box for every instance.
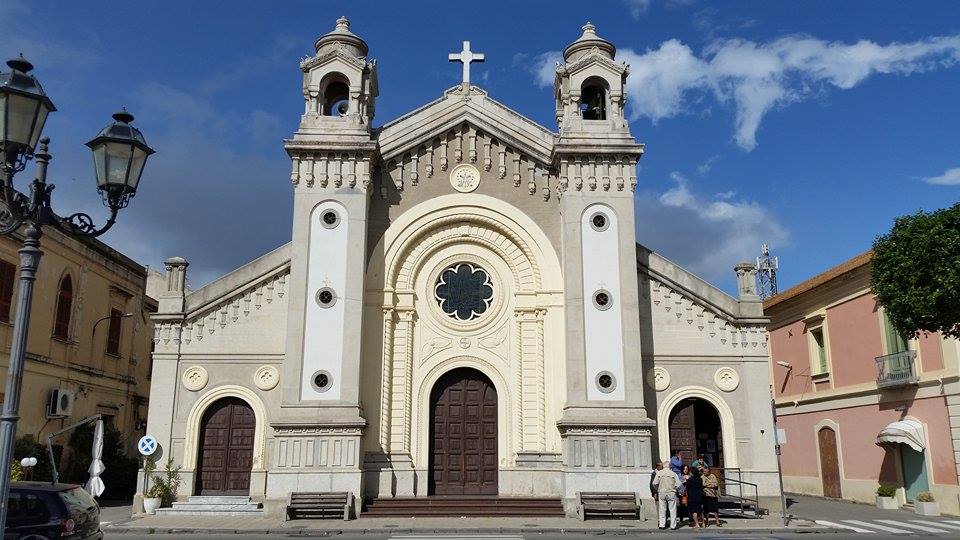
[871,203,960,339]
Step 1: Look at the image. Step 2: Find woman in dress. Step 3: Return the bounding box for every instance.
[686,467,705,528]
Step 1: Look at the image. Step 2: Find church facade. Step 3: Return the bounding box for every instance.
[145,18,780,515]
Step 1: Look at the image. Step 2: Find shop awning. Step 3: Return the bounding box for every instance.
[876,419,925,452]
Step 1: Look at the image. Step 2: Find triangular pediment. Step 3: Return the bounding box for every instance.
[377,85,556,165]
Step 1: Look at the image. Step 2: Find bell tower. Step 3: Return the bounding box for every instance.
[553,22,654,496]
[276,17,376,504]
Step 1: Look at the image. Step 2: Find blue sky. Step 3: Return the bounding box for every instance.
[2,0,958,294]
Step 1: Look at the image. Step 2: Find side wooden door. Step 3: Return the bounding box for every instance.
[818,427,842,498]
[669,399,697,465]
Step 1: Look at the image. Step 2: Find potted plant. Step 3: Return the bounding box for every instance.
[141,457,161,515]
[914,491,939,516]
[143,483,163,515]
[149,458,183,509]
[875,484,898,509]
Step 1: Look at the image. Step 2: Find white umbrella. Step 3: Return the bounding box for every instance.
[85,419,106,497]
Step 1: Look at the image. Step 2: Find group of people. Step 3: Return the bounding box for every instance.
[650,450,721,530]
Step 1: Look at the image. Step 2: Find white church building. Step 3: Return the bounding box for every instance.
[145,18,780,516]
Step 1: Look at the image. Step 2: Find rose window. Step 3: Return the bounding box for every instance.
[434,263,494,321]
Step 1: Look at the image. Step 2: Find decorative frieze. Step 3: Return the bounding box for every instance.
[642,273,767,351]
[555,154,638,194]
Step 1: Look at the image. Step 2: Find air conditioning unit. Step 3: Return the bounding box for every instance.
[46,389,75,418]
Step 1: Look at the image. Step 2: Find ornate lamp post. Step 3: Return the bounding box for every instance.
[0,55,153,532]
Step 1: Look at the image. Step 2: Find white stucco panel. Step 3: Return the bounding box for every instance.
[581,204,624,400]
[302,201,349,400]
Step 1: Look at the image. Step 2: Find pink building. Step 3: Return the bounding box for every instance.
[765,251,960,515]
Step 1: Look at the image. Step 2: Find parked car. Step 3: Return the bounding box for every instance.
[4,482,101,540]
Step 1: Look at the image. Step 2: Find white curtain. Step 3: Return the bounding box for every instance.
[85,419,106,498]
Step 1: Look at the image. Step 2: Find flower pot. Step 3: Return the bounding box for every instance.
[875,496,899,510]
[914,500,939,516]
[143,497,162,515]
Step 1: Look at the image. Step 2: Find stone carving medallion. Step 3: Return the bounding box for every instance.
[714,367,740,392]
[646,367,670,392]
[254,365,280,391]
[450,164,480,193]
[182,366,208,391]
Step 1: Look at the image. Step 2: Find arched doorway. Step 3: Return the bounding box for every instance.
[195,397,255,495]
[429,367,498,495]
[817,427,842,498]
[668,398,724,469]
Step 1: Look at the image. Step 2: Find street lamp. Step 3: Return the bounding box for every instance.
[0,55,153,533]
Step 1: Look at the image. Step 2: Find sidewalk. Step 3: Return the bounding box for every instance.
[105,512,824,535]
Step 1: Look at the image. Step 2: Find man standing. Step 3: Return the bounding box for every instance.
[650,460,662,502]
[654,460,680,529]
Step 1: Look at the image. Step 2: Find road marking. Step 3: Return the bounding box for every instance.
[915,521,960,531]
[942,520,960,526]
[815,520,876,533]
[878,520,950,533]
[842,520,912,534]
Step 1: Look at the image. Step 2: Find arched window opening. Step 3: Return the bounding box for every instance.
[580,79,608,120]
[322,79,350,117]
[53,275,73,340]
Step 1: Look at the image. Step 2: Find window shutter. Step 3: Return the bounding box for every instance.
[53,276,73,340]
[106,308,122,355]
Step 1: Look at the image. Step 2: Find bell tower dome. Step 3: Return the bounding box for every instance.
[297,16,378,136]
[554,22,630,136]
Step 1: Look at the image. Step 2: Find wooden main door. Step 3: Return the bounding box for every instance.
[429,368,498,495]
[818,427,842,498]
[196,397,255,495]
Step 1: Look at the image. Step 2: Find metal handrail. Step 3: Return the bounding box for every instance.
[718,467,761,517]
[875,350,917,388]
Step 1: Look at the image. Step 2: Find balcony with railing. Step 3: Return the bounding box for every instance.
[875,350,918,389]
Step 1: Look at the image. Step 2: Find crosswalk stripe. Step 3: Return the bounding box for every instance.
[842,520,913,534]
[940,520,960,526]
[914,520,960,531]
[878,520,950,533]
[816,520,876,533]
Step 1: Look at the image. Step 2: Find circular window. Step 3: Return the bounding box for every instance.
[320,209,340,229]
[593,289,613,311]
[316,287,337,308]
[311,370,332,392]
[434,263,494,321]
[596,371,617,393]
[590,211,609,232]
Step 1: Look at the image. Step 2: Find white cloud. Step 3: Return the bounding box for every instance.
[697,154,719,175]
[545,34,960,151]
[625,0,652,19]
[637,172,788,285]
[922,167,960,185]
[525,51,563,88]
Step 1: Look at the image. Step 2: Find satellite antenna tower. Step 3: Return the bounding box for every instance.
[757,243,779,299]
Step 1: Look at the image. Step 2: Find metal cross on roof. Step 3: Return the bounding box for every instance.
[449,41,485,85]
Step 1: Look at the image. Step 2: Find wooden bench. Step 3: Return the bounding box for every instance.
[286,492,354,520]
[576,492,642,521]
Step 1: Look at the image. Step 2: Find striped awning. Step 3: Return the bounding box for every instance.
[876,419,925,452]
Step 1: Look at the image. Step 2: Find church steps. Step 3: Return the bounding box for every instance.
[362,497,565,517]
[154,495,264,516]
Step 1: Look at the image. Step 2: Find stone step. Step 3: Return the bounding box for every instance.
[154,508,264,517]
[153,495,264,516]
[184,495,254,504]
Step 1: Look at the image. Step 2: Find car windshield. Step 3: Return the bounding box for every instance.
[59,487,97,514]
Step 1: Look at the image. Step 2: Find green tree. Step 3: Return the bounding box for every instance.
[871,202,960,339]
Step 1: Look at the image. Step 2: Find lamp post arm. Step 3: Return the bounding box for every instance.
[52,206,119,238]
